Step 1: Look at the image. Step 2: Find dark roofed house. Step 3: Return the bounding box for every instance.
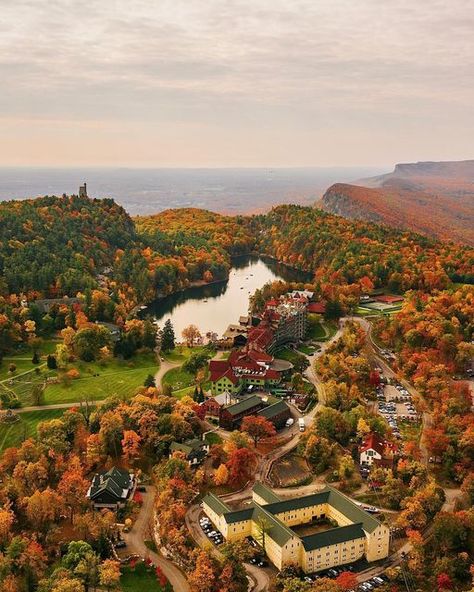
[219,395,264,430]
[87,467,135,509]
[169,438,209,466]
[257,400,291,429]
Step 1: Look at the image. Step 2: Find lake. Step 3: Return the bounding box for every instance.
[143,255,311,338]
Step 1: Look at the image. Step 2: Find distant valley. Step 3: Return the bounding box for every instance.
[320,160,474,245]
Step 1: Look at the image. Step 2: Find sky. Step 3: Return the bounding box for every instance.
[1,0,473,167]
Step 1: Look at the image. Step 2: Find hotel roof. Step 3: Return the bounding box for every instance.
[302,523,366,551]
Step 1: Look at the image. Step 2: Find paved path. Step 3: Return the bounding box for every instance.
[16,400,103,413]
[122,485,190,592]
[154,357,180,388]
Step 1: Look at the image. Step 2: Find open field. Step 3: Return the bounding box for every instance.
[0,408,65,452]
[1,351,157,407]
[44,353,157,404]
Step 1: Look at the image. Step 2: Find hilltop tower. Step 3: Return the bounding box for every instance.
[79,182,87,198]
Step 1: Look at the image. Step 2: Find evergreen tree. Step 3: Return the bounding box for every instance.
[143,319,157,349]
[324,298,343,320]
[161,319,175,351]
[193,386,199,402]
[31,351,40,364]
[197,385,205,403]
[144,374,156,388]
[46,354,57,369]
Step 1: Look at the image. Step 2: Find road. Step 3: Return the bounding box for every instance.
[121,485,190,592]
[155,357,180,388]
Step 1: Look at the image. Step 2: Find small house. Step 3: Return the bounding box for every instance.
[360,433,397,468]
[87,467,135,509]
[169,439,209,466]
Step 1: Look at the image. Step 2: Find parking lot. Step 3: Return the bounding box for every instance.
[375,373,419,439]
[299,564,390,590]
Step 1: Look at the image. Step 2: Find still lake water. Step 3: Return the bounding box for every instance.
[144,256,311,338]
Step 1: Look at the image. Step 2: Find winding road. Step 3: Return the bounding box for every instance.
[121,485,190,592]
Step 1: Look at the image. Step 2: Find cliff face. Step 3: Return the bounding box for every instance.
[320,183,384,223]
[320,162,474,246]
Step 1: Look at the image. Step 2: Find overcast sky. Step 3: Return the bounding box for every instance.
[1,0,473,167]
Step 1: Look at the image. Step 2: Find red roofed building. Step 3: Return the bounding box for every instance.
[209,347,282,395]
[307,301,326,314]
[360,433,398,468]
[373,295,404,304]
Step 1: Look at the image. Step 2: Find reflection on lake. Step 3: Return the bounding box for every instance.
[144,256,311,338]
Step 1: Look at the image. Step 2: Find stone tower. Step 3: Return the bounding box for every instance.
[79,182,87,198]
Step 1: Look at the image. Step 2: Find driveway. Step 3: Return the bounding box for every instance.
[121,485,189,592]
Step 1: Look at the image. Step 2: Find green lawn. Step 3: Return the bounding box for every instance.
[297,344,317,355]
[307,315,327,340]
[162,366,196,390]
[0,408,65,452]
[120,562,172,592]
[43,353,158,405]
[162,345,206,363]
[0,352,158,407]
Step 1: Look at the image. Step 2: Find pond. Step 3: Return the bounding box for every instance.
[143,255,311,338]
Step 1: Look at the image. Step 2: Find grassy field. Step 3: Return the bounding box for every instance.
[120,562,172,592]
[297,344,317,355]
[1,351,158,407]
[0,408,65,452]
[162,366,195,391]
[307,315,327,340]
[43,353,158,405]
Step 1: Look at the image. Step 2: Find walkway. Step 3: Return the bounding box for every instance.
[121,485,190,592]
[154,357,180,388]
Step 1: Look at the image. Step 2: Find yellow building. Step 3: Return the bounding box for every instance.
[202,483,390,573]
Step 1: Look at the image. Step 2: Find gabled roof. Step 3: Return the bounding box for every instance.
[263,485,382,534]
[170,439,206,455]
[360,433,397,456]
[327,487,381,534]
[302,523,366,551]
[202,492,231,516]
[257,400,290,420]
[208,391,233,406]
[224,395,262,416]
[209,359,232,382]
[307,302,326,314]
[264,490,330,515]
[252,482,282,504]
[89,467,132,501]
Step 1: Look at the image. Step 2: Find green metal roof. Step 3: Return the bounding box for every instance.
[302,523,366,551]
[224,508,255,523]
[224,395,262,416]
[263,486,381,534]
[251,503,295,547]
[257,400,290,420]
[202,493,230,516]
[264,490,330,515]
[252,482,282,504]
[170,439,206,455]
[327,486,381,534]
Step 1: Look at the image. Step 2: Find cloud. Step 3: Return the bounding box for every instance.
[0,0,473,165]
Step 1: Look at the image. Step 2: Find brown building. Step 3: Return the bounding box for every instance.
[257,400,291,429]
[218,395,265,430]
